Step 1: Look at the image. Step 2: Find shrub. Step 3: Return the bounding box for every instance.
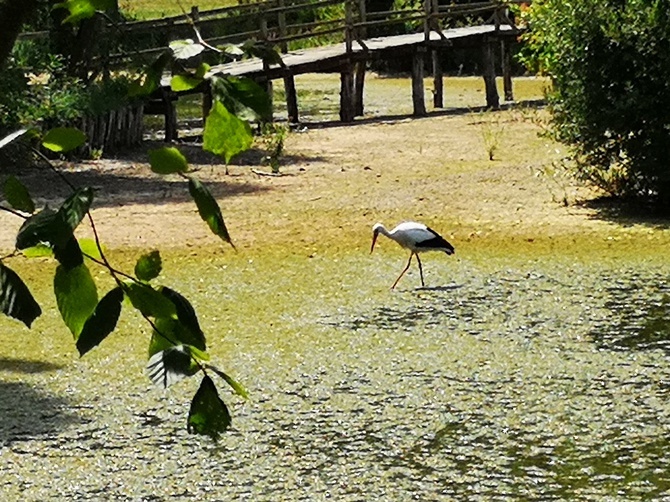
[519,0,670,208]
[1,50,138,140]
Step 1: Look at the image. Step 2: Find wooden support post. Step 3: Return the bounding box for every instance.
[354,60,366,117]
[345,0,353,53]
[202,79,212,123]
[412,48,427,116]
[264,78,273,121]
[278,0,288,53]
[284,72,299,123]
[340,63,355,122]
[482,37,499,109]
[423,0,430,42]
[357,0,367,40]
[430,0,440,33]
[501,38,514,102]
[432,49,443,108]
[164,91,178,142]
[259,15,273,120]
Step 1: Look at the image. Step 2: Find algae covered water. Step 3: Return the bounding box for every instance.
[2,254,669,500]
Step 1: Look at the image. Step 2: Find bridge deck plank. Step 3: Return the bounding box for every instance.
[160,24,514,86]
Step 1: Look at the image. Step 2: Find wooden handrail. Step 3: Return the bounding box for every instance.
[20,0,523,64]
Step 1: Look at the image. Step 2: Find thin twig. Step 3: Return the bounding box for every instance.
[0,205,29,219]
[0,251,19,261]
[82,252,135,282]
[32,148,78,192]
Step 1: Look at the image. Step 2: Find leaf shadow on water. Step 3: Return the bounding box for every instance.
[589,272,670,354]
[405,411,670,499]
[0,381,81,444]
[329,279,508,333]
[0,356,64,374]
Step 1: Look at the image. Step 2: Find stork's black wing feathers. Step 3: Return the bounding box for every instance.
[416,226,455,254]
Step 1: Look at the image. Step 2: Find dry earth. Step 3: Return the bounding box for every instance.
[1,106,611,257]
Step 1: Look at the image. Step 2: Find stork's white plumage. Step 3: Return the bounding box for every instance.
[371,221,454,289]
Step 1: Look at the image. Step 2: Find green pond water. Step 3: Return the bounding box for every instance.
[1,253,670,500]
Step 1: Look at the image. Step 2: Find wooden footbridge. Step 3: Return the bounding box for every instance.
[129,0,524,139]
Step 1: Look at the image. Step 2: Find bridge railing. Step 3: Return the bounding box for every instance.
[18,0,524,67]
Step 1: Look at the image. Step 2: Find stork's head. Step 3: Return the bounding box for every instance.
[371,223,384,253]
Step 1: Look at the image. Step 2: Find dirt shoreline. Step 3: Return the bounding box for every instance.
[1,100,662,257]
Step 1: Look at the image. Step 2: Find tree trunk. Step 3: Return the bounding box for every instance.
[0,0,39,71]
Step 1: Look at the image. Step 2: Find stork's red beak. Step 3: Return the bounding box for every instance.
[370,233,378,254]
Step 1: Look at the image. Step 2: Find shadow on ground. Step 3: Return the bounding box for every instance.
[579,196,670,230]
[294,99,547,130]
[1,142,326,209]
[114,142,327,168]
[589,273,670,355]
[0,357,64,374]
[0,381,80,444]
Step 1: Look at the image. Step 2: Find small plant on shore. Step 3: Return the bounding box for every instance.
[260,122,288,174]
[532,158,573,206]
[475,111,505,161]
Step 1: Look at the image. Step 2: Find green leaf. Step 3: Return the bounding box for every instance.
[219,43,244,57]
[0,129,29,150]
[42,127,86,153]
[188,375,231,439]
[147,344,200,388]
[59,187,94,231]
[195,63,210,79]
[170,74,203,92]
[79,238,103,261]
[4,175,35,213]
[0,262,41,328]
[160,287,206,349]
[76,287,124,356]
[207,364,249,399]
[54,264,98,338]
[53,0,115,23]
[148,317,179,356]
[16,188,93,252]
[187,176,235,247]
[211,75,272,122]
[146,285,208,357]
[148,147,189,175]
[124,282,177,319]
[169,39,205,60]
[135,250,162,282]
[128,52,171,97]
[53,236,84,270]
[21,244,53,258]
[16,208,66,249]
[240,40,284,66]
[202,101,253,164]
[149,317,206,358]
[189,345,210,362]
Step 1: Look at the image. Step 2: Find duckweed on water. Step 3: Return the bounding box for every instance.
[2,249,670,500]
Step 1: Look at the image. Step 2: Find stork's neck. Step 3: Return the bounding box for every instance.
[373,223,392,238]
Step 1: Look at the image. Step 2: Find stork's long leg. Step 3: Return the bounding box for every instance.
[416,253,425,287]
[391,252,414,289]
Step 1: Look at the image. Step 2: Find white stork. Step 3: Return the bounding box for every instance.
[370,221,455,289]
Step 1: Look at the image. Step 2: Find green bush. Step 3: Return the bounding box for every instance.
[520,0,670,207]
[0,50,137,133]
